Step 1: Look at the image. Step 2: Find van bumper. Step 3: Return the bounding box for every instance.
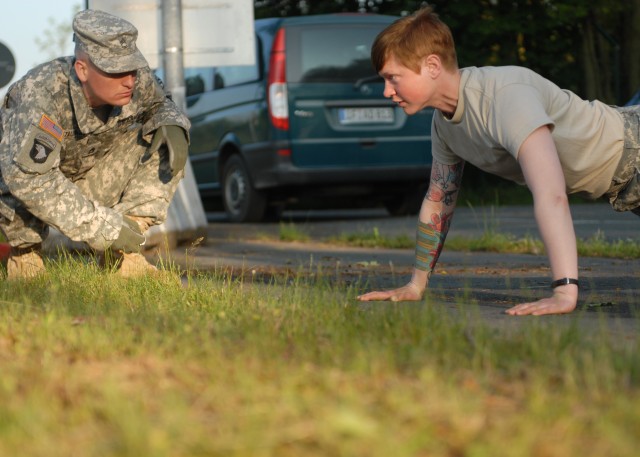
[252,163,431,189]
[242,143,431,189]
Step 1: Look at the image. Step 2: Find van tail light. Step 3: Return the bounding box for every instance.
[268,28,289,130]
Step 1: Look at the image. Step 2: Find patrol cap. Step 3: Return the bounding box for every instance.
[73,9,148,74]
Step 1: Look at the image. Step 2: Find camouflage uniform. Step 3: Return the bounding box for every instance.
[0,10,190,252]
[608,105,640,216]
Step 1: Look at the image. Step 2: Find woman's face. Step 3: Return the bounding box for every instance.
[379,54,433,115]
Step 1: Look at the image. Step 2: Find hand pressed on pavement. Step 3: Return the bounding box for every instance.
[505,285,578,316]
[111,215,145,253]
[357,281,424,302]
[150,125,189,177]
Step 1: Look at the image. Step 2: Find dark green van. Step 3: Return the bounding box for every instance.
[185,13,433,222]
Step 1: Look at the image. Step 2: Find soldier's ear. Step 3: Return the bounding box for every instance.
[422,54,442,79]
[75,58,89,83]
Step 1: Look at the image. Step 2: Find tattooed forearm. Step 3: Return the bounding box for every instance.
[415,211,454,272]
[426,161,464,205]
[414,160,464,273]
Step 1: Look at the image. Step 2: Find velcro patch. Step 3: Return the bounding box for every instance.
[38,114,63,142]
[30,134,55,164]
[14,125,61,175]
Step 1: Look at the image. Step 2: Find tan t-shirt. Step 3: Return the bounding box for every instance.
[432,66,625,198]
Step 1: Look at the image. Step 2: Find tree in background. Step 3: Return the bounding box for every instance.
[34,3,82,61]
[254,0,640,104]
[428,0,635,104]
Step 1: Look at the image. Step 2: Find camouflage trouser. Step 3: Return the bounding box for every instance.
[0,128,182,250]
[607,105,640,216]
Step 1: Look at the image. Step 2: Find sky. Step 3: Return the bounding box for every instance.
[0,0,81,97]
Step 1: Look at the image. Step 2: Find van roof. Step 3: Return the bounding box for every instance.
[255,13,397,30]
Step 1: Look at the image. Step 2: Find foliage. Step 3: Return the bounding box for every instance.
[428,0,633,102]
[254,0,640,103]
[34,3,82,61]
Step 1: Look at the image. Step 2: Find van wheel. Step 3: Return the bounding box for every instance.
[222,155,267,222]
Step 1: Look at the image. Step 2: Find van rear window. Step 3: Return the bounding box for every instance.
[286,24,384,83]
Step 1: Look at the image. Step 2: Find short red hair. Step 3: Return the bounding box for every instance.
[372,6,458,74]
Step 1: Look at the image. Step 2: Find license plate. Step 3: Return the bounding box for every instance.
[338,107,394,124]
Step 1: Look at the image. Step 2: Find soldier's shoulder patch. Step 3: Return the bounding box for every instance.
[14,124,62,175]
[30,134,56,164]
[38,114,64,142]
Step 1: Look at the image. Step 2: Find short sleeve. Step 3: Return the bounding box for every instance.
[431,114,463,165]
[488,83,555,158]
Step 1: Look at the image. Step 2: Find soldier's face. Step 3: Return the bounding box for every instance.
[75,57,137,108]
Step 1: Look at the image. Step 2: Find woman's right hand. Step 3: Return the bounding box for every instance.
[357,281,424,302]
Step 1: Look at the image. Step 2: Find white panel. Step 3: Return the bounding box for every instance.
[88,0,255,69]
[182,0,255,67]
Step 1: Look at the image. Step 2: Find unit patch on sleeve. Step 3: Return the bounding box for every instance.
[14,124,62,174]
[38,114,64,142]
[30,134,56,164]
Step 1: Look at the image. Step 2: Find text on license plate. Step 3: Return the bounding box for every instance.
[338,107,394,124]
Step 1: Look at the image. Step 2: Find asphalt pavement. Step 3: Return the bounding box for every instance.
[161,203,639,339]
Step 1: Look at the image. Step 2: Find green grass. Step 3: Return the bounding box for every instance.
[278,221,310,242]
[324,226,640,260]
[577,230,640,259]
[447,231,545,255]
[0,255,639,456]
[329,227,414,249]
[258,197,640,259]
[446,230,640,259]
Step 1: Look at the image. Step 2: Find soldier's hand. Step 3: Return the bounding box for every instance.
[357,281,424,302]
[111,215,146,252]
[150,125,189,177]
